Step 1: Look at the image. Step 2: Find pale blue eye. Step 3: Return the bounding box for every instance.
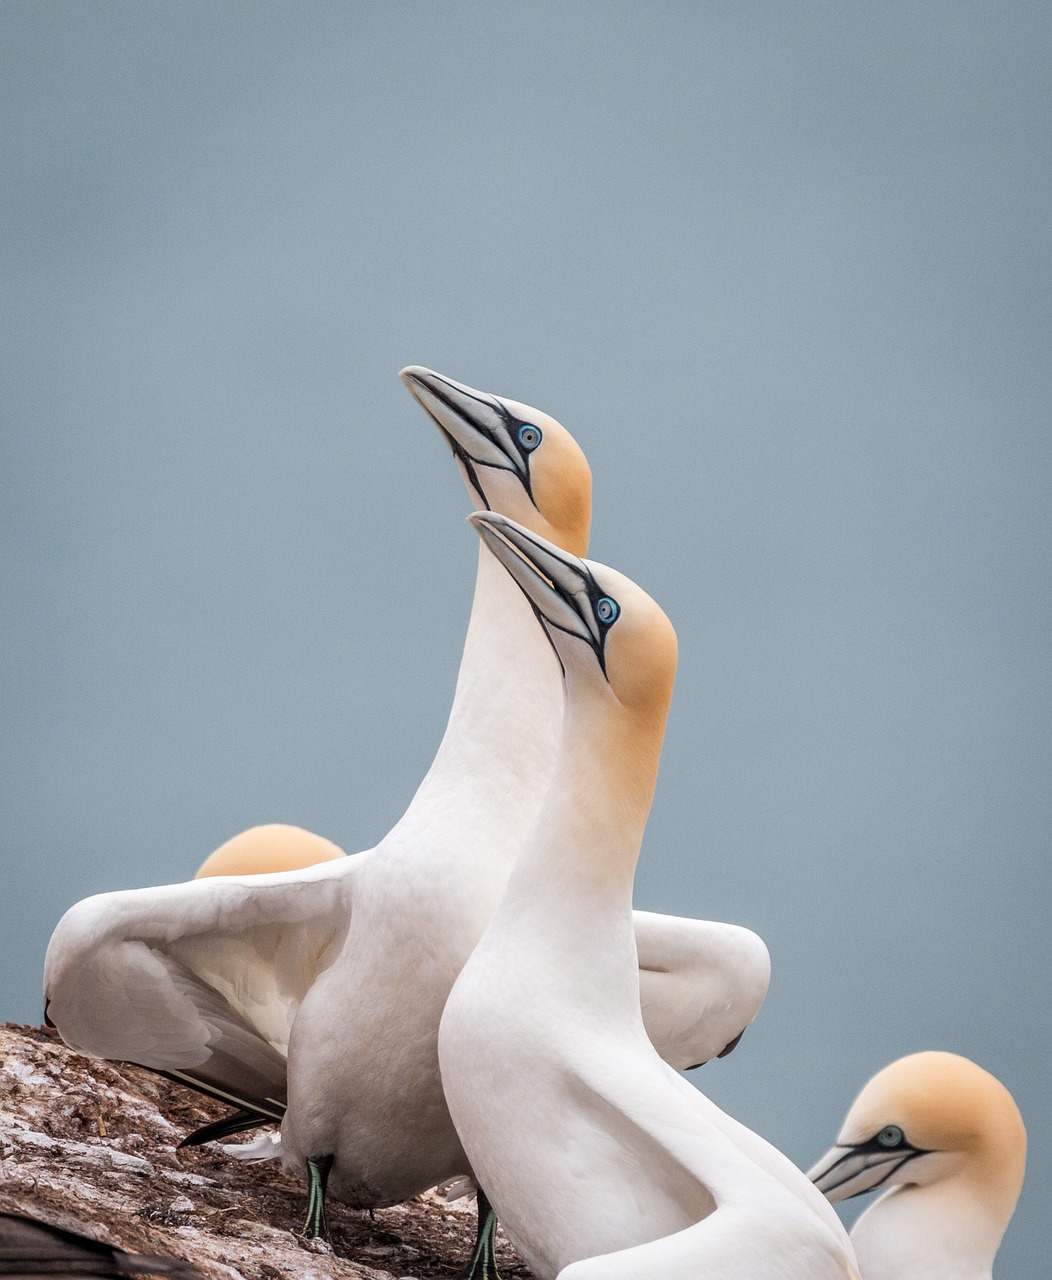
[517,424,542,452]
[596,596,619,625]
[877,1125,904,1148]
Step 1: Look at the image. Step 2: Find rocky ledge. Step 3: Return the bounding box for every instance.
[0,1024,531,1280]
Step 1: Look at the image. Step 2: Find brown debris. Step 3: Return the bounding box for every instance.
[0,1025,532,1280]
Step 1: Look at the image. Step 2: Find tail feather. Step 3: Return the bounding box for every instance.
[177,1107,275,1149]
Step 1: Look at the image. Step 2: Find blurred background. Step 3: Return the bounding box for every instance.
[3,3,1048,1273]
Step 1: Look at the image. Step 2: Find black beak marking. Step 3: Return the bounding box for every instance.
[815,1138,929,1200]
[408,371,538,509]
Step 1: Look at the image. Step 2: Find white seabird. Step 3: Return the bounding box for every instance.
[44,369,769,1256]
[808,1051,1026,1280]
[195,367,771,1088]
[439,511,859,1280]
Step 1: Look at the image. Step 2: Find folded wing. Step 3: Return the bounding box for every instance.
[633,912,770,1071]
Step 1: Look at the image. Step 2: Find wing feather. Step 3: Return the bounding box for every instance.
[43,859,354,1117]
[633,912,770,1070]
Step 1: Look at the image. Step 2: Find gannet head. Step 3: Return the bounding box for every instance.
[195,823,346,878]
[807,1051,1026,1219]
[468,511,677,718]
[400,366,591,556]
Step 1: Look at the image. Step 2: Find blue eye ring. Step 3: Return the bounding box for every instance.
[596,596,619,625]
[876,1125,904,1148]
[517,423,542,452]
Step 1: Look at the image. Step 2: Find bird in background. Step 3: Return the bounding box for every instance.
[44,369,770,1275]
[808,1051,1025,1280]
[439,511,859,1280]
[194,824,344,878]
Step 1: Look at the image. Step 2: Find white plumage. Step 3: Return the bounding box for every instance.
[439,512,859,1279]
[45,369,770,1219]
[808,1051,1026,1280]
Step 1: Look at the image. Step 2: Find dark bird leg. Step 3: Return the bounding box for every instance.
[462,1186,501,1280]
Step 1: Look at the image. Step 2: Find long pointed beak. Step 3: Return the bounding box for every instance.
[399,366,527,485]
[468,511,603,654]
[807,1143,922,1203]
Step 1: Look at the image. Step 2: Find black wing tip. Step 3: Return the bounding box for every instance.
[178,1108,272,1149]
[154,1071,285,1123]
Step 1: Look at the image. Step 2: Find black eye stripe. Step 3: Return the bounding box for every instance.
[486,517,621,682]
[857,1126,916,1155]
[484,402,539,503]
[814,1126,931,1200]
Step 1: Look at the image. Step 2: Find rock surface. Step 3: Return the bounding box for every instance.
[0,1025,532,1280]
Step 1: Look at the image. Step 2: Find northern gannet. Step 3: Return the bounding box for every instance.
[438,512,859,1280]
[194,824,345,878]
[808,1051,1026,1280]
[44,369,768,1258]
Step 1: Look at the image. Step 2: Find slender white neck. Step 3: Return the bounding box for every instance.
[851,1177,1006,1280]
[402,543,564,820]
[492,681,663,1012]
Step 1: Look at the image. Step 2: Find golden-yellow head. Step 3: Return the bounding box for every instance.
[841,1051,1025,1182]
[194,823,345,877]
[810,1051,1025,1216]
[468,511,677,724]
[400,367,591,557]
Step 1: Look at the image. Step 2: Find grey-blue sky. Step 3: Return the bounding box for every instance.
[2,3,1048,1274]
